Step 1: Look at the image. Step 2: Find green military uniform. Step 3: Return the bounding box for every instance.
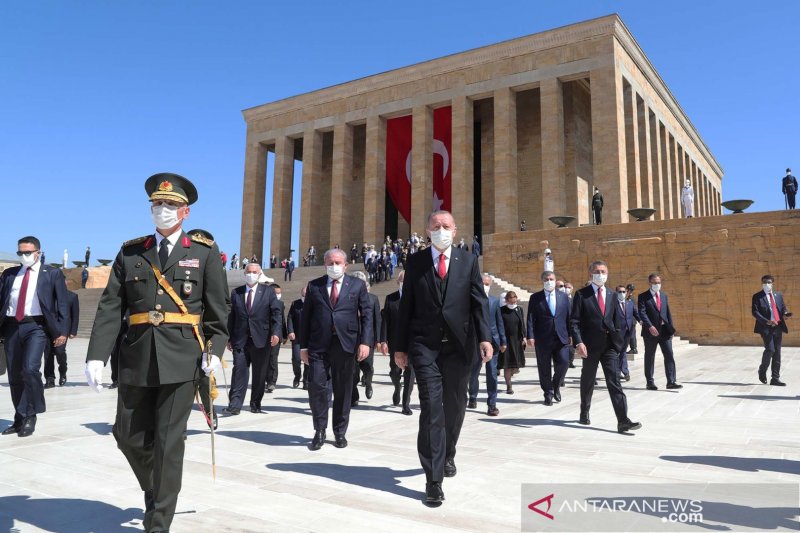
[87,174,229,533]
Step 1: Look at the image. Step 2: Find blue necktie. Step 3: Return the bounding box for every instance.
[548,291,556,316]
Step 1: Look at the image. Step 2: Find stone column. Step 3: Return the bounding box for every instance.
[411,105,433,234]
[669,135,680,218]
[494,87,518,232]
[270,136,294,260]
[240,139,267,260]
[540,78,566,227]
[623,82,641,210]
[300,129,323,256]
[649,112,664,219]
[591,66,628,223]
[659,123,673,219]
[329,122,353,249]
[451,96,475,241]
[363,114,386,246]
[637,98,653,211]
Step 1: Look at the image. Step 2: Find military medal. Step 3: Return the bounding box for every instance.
[183,279,193,295]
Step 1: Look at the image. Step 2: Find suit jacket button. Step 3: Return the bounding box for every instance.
[157,289,164,295]
[155,304,162,310]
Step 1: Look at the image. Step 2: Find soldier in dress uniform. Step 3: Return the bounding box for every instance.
[84,173,229,533]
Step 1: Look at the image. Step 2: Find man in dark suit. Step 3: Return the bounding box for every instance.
[0,236,68,437]
[44,281,79,388]
[570,260,640,434]
[638,273,681,390]
[350,271,381,405]
[752,274,791,385]
[226,263,283,414]
[300,248,372,451]
[265,283,287,393]
[592,187,604,225]
[287,286,308,389]
[395,211,492,506]
[783,168,798,210]
[468,274,506,415]
[527,271,571,406]
[284,258,295,281]
[382,271,415,415]
[614,285,635,382]
[84,173,230,532]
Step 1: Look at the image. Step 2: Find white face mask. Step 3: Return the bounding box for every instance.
[19,252,38,268]
[651,283,662,293]
[151,204,180,230]
[506,303,517,309]
[430,229,453,250]
[617,292,626,303]
[244,272,259,286]
[543,280,556,292]
[558,287,566,293]
[276,293,282,300]
[592,273,607,287]
[483,284,491,296]
[327,264,344,280]
[566,287,572,296]
[763,283,773,293]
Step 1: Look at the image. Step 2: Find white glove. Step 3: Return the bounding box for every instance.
[201,354,222,376]
[84,360,104,393]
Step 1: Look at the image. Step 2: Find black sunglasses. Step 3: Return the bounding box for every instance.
[16,251,38,256]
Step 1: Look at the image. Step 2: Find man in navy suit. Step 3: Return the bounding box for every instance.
[286,286,308,389]
[570,260,640,433]
[468,274,506,415]
[0,236,68,437]
[382,271,415,415]
[752,274,791,386]
[527,271,571,405]
[44,281,79,388]
[225,262,283,414]
[638,273,681,390]
[300,248,372,451]
[614,285,635,382]
[395,211,492,505]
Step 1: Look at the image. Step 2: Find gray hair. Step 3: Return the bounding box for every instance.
[245,262,262,273]
[540,270,555,281]
[482,273,492,284]
[323,248,347,264]
[350,270,370,291]
[426,210,454,228]
[588,260,608,273]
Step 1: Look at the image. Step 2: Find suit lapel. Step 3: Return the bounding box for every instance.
[142,237,159,271]
[250,285,266,313]
[35,265,48,306]
[321,277,333,310]
[424,249,442,307]
[162,231,189,273]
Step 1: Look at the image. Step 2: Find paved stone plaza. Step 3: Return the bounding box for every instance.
[0,340,796,532]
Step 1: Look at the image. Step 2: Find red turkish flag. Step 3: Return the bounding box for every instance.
[385,115,412,223]
[433,106,452,212]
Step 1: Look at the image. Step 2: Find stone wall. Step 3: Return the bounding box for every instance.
[483,210,799,346]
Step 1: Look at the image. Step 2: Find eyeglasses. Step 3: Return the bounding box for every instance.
[556,285,565,288]
[617,291,627,294]
[16,251,38,257]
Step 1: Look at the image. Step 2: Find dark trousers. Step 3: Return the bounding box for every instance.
[619,333,631,376]
[308,336,355,436]
[43,339,68,380]
[579,342,628,422]
[468,344,498,406]
[759,328,783,379]
[389,352,415,408]
[285,270,292,281]
[535,341,570,399]
[628,323,638,352]
[291,341,309,385]
[643,335,677,384]
[228,339,269,410]
[113,380,195,533]
[593,207,602,224]
[3,320,47,424]
[352,349,374,402]
[412,341,470,482]
[266,343,280,386]
[788,192,796,209]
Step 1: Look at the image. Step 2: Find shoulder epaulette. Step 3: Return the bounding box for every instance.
[123,236,149,248]
[190,234,214,247]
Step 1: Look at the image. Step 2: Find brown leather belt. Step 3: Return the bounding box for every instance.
[129,311,201,327]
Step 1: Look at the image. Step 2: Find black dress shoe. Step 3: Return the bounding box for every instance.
[293,378,300,389]
[44,378,55,389]
[310,430,326,450]
[666,382,683,389]
[59,375,67,386]
[623,373,630,382]
[334,435,348,448]
[553,390,561,403]
[365,384,373,399]
[560,379,566,387]
[18,416,36,437]
[302,382,308,390]
[578,413,590,425]
[467,399,477,409]
[267,384,275,393]
[392,385,401,406]
[223,407,240,416]
[770,379,786,386]
[444,459,457,477]
[618,419,642,433]
[402,406,412,416]
[758,372,768,384]
[425,481,444,505]
[109,381,119,389]
[506,387,514,395]
[352,399,359,406]
[2,424,20,435]
[569,362,575,368]
[646,383,658,391]
[544,397,553,406]
[487,406,499,416]
[251,406,262,413]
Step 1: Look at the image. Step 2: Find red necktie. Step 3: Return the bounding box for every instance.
[438,253,447,279]
[655,292,661,311]
[246,288,254,312]
[769,293,780,322]
[15,268,31,321]
[597,287,605,315]
[330,280,339,307]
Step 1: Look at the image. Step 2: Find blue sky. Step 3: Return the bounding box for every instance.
[1,1,798,264]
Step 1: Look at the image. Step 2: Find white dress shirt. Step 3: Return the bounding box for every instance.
[591,283,608,310]
[154,230,182,257]
[764,289,778,320]
[327,276,342,298]
[6,261,43,317]
[245,283,258,307]
[430,246,451,275]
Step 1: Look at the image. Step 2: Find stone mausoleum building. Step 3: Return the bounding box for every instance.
[239,14,722,261]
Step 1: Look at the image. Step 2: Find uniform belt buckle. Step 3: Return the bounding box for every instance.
[148,311,165,326]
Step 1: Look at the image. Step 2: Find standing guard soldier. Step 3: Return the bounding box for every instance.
[84,173,229,533]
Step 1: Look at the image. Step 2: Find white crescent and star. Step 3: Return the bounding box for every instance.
[404,139,450,208]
